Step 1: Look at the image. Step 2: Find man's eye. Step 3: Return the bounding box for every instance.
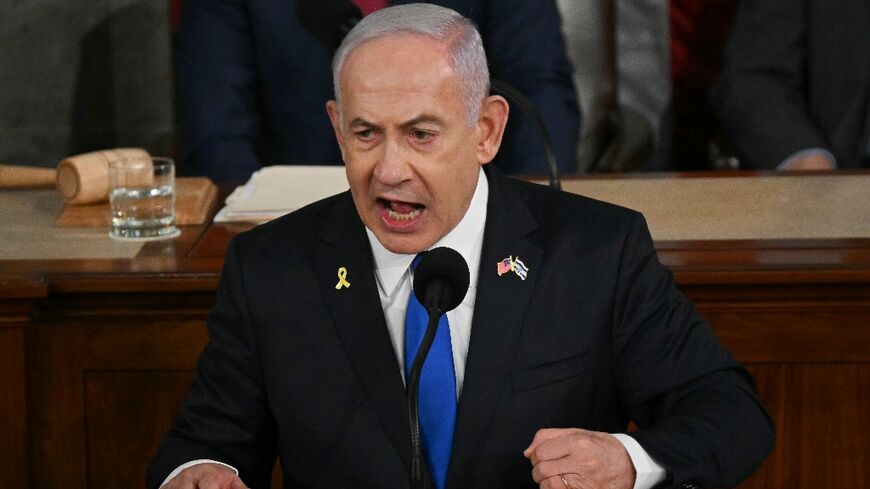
[356,129,376,141]
[411,130,434,142]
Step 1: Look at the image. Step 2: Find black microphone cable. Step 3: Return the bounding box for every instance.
[490,79,562,190]
[407,307,441,489]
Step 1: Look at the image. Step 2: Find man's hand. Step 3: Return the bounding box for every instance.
[523,428,635,489]
[161,463,249,489]
[784,153,835,170]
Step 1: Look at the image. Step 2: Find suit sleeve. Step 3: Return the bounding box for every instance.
[175,0,262,182]
[611,214,775,488]
[146,236,277,489]
[481,0,581,174]
[712,0,828,169]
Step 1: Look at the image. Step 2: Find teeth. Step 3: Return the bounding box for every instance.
[387,207,422,221]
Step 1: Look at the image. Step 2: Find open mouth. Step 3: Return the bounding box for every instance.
[378,198,425,223]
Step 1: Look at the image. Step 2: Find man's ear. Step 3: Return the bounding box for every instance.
[326,100,346,159]
[476,95,509,165]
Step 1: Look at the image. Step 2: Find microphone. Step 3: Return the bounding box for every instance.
[295,0,362,53]
[407,247,470,489]
[412,247,470,314]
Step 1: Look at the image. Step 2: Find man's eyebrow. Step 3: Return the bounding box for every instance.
[348,117,378,128]
[347,114,446,129]
[401,114,446,129]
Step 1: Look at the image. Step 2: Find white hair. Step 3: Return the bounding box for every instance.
[332,3,490,125]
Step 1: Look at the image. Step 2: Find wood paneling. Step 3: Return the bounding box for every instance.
[85,371,193,489]
[2,175,868,488]
[703,307,870,363]
[698,299,870,488]
[739,364,870,489]
[0,325,29,488]
[28,319,207,489]
[16,282,869,489]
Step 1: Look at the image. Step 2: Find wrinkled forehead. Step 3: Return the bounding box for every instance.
[337,34,461,109]
[340,33,454,85]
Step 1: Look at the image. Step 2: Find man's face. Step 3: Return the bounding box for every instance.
[327,34,486,255]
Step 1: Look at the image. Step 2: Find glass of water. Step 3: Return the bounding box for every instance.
[107,156,180,240]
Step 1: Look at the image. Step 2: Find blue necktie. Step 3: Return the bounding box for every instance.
[404,255,457,489]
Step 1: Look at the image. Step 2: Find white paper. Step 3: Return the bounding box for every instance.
[215,166,349,223]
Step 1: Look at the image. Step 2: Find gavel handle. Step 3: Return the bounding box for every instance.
[0,164,56,189]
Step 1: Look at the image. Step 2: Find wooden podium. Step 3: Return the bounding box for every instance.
[1,172,868,489]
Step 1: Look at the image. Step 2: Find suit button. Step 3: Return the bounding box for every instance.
[680,483,699,489]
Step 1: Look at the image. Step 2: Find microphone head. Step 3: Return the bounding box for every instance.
[413,247,470,313]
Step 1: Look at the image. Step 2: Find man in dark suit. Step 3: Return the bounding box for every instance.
[150,5,773,489]
[713,0,870,170]
[176,0,581,182]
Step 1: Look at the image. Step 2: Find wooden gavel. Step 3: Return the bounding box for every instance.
[0,165,56,189]
[0,148,151,204]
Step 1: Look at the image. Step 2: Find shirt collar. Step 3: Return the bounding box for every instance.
[366,167,488,296]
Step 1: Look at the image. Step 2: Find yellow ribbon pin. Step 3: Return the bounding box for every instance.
[335,267,351,290]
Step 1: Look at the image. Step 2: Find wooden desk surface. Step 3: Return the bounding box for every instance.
[2,172,869,489]
[3,171,869,295]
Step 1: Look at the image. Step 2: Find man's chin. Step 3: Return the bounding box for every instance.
[374,230,437,256]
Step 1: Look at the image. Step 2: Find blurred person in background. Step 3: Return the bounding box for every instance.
[175,0,580,182]
[713,0,870,170]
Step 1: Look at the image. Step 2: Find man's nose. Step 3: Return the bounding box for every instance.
[373,138,413,186]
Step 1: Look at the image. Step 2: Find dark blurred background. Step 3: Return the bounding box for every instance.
[0,0,181,168]
[0,0,738,172]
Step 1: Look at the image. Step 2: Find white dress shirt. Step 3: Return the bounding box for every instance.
[366,167,489,395]
[163,167,664,489]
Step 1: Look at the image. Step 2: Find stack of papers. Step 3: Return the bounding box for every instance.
[214,166,349,223]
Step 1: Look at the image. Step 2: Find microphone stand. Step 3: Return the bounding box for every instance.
[490,79,562,190]
[406,307,443,489]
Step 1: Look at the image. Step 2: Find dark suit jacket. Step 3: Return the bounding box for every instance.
[147,168,774,489]
[713,0,870,169]
[175,0,581,182]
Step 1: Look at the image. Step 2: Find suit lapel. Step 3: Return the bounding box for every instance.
[447,169,543,489]
[314,192,412,469]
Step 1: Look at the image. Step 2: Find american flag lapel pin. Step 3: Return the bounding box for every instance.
[497,255,529,280]
[497,256,513,276]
